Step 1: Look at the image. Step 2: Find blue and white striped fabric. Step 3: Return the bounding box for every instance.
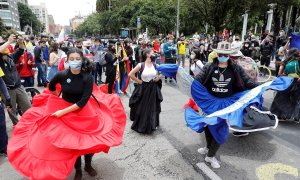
[157,64,294,144]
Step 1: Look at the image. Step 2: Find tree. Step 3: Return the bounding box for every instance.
[17,2,43,35]
[0,18,6,33]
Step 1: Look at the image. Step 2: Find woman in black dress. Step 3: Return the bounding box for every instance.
[49,48,96,180]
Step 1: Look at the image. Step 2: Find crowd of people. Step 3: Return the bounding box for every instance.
[0,28,299,179]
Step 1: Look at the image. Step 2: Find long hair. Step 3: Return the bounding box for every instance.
[282,48,300,65]
[67,48,93,73]
[50,42,59,53]
[142,48,151,62]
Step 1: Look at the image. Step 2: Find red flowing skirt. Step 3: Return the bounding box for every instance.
[7,85,126,180]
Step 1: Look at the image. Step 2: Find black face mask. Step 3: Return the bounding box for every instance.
[150,55,156,62]
[76,46,82,49]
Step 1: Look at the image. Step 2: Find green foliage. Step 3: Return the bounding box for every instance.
[79,0,300,37]
[78,0,177,36]
[17,2,43,35]
[1,29,19,39]
[0,18,6,33]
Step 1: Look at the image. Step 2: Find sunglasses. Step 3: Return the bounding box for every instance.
[218,54,229,57]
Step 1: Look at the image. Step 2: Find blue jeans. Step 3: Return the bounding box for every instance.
[36,63,47,85]
[47,65,58,81]
[0,103,7,153]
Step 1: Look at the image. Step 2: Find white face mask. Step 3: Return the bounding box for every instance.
[69,60,82,70]
[190,55,196,60]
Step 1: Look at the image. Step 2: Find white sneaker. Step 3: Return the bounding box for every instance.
[205,156,221,169]
[197,147,209,155]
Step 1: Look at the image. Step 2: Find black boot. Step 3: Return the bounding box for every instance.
[74,169,82,180]
[84,164,97,177]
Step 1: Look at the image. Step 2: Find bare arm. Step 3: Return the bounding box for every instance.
[49,53,59,66]
[0,34,15,52]
[129,63,142,84]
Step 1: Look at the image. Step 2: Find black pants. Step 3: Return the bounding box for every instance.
[105,72,116,94]
[75,154,94,170]
[94,62,103,83]
[260,56,271,67]
[204,127,220,157]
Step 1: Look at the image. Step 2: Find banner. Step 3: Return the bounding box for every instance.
[290,32,300,50]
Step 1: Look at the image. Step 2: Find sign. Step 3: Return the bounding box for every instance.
[137,18,141,29]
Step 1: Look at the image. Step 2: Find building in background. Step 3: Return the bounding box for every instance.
[30,3,49,33]
[64,25,72,34]
[48,14,55,34]
[17,0,28,6]
[0,0,21,30]
[70,15,86,31]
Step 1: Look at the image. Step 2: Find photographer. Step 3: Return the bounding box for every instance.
[0,34,31,125]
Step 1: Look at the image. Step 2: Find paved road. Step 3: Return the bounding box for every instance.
[1,76,300,179]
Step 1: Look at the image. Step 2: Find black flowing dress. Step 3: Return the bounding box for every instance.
[129,80,163,134]
[270,79,300,121]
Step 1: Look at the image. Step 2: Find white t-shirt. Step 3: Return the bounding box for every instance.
[190,60,204,76]
[139,63,158,82]
[231,41,243,50]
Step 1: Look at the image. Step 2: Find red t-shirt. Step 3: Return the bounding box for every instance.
[16,52,35,77]
[153,42,160,53]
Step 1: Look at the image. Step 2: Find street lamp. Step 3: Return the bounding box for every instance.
[176,0,180,39]
[266,3,277,32]
[241,10,249,42]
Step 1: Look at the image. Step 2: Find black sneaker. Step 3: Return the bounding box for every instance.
[232,132,249,137]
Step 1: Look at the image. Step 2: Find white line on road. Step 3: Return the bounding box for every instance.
[197,163,222,180]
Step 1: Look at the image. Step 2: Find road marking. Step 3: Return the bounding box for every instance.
[256,163,298,180]
[197,163,222,180]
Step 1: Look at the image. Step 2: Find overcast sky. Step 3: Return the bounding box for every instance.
[28,0,96,26]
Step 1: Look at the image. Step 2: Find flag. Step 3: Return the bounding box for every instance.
[157,64,294,144]
[290,32,300,51]
[57,28,65,43]
[120,43,131,92]
[115,42,120,95]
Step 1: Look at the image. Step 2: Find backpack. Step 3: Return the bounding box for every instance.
[99,52,107,66]
[138,62,157,80]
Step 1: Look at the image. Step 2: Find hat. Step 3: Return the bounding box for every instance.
[213,41,238,54]
[286,48,300,60]
[230,50,244,57]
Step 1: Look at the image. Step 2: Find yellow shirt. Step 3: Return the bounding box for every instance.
[25,41,33,48]
[0,67,4,77]
[0,67,4,101]
[178,42,187,55]
[208,51,218,63]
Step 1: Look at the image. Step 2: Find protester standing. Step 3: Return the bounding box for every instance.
[129,48,163,134]
[34,40,48,87]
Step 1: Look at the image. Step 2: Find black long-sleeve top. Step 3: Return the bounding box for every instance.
[49,70,94,108]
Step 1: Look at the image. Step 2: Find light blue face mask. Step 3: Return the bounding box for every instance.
[218,56,230,62]
[69,60,82,70]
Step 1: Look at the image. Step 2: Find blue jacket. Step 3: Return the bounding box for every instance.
[163,43,176,60]
[43,45,49,61]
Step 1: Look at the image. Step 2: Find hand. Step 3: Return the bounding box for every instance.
[8,34,15,43]
[153,77,160,82]
[17,36,24,45]
[51,110,66,118]
[137,80,143,85]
